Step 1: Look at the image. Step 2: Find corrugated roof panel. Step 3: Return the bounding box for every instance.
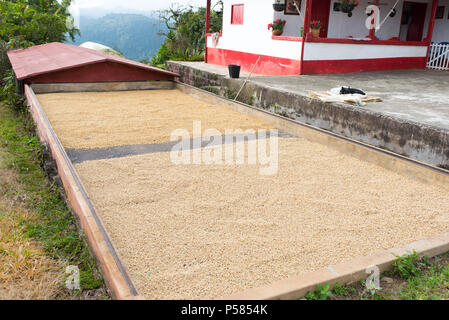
[7,42,179,80]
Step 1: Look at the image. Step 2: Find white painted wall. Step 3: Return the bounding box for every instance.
[432,0,449,43]
[328,0,397,39]
[212,0,442,64]
[273,1,306,37]
[327,0,434,40]
[270,0,438,40]
[209,0,302,61]
[303,42,429,60]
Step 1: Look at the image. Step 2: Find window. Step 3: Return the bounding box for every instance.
[231,4,244,25]
[436,6,444,19]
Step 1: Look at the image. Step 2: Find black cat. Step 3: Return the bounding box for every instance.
[340,87,366,96]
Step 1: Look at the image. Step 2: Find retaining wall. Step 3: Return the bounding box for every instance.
[167,61,449,169]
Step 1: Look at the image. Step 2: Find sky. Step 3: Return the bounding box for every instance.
[70,0,207,14]
[67,0,210,26]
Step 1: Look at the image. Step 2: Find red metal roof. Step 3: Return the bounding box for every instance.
[7,42,179,81]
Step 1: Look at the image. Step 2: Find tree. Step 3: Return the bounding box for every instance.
[151,2,223,67]
[0,0,78,100]
[0,0,79,49]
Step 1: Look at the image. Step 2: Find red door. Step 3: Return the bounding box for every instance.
[403,2,427,41]
[311,0,331,38]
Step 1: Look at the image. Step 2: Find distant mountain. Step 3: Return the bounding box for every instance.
[79,7,154,19]
[70,13,166,61]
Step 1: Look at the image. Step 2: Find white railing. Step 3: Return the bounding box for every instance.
[427,43,449,71]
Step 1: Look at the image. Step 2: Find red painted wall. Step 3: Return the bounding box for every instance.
[207,47,301,75]
[311,0,331,38]
[207,46,426,75]
[302,57,427,74]
[26,61,174,83]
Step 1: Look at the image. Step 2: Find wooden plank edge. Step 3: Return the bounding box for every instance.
[25,85,144,300]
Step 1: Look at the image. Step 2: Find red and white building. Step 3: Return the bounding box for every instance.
[204,0,449,75]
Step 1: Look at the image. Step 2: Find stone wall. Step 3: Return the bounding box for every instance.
[167,61,449,169]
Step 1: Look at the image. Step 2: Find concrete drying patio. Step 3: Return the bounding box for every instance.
[167,62,449,169]
[252,70,449,131]
[36,88,449,300]
[171,62,449,131]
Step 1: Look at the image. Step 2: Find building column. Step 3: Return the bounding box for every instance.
[206,0,211,33]
[303,0,312,41]
[424,0,439,44]
[424,0,439,68]
[300,0,312,74]
[205,0,211,63]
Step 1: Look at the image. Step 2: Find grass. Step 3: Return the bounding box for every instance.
[0,101,107,299]
[0,186,63,299]
[305,251,449,300]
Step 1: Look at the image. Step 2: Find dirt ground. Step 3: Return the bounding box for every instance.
[74,137,449,299]
[37,90,273,149]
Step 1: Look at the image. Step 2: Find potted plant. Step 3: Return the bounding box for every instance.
[310,20,321,38]
[273,0,285,12]
[268,19,287,36]
[340,0,359,17]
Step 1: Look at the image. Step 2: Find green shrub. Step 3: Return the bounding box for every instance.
[0,41,11,78]
[305,284,333,300]
[0,70,24,111]
[151,4,222,66]
[333,283,356,297]
[393,251,428,279]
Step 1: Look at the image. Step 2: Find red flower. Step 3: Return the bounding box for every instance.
[268,19,286,31]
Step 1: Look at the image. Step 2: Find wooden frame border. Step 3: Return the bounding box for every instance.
[25,85,143,300]
[26,80,449,300]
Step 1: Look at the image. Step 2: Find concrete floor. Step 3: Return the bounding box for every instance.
[182,62,449,130]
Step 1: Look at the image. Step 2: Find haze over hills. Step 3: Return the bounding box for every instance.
[76,6,155,19]
[70,13,167,61]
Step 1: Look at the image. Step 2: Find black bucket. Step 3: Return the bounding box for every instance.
[228,64,241,79]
